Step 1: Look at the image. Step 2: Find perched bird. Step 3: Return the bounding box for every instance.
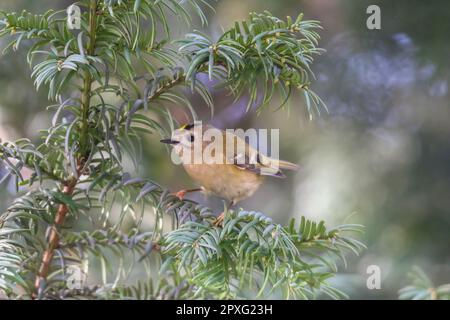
[161,123,299,224]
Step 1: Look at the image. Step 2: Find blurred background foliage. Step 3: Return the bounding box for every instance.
[0,0,449,299]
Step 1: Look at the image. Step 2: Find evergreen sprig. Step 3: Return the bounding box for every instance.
[179,11,326,114]
[163,211,364,299]
[399,266,450,300]
[0,0,363,300]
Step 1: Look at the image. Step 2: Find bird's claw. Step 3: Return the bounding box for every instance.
[173,190,186,200]
[213,212,225,227]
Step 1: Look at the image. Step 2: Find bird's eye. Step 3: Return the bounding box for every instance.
[188,135,195,142]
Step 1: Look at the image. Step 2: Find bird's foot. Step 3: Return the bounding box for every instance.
[171,188,203,201]
[173,190,187,200]
[213,212,225,227]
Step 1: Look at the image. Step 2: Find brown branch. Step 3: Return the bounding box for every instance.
[33,178,77,298]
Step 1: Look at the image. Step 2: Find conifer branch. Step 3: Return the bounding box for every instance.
[399,266,450,300]
[0,1,365,300]
[33,0,99,298]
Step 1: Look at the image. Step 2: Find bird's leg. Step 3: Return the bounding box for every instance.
[213,200,235,227]
[172,188,202,200]
[213,212,225,227]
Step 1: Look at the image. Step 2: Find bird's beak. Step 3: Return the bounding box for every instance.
[160,139,179,145]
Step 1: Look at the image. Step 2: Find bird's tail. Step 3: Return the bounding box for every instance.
[277,160,300,171]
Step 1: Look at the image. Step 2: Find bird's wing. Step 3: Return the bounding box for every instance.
[223,130,296,178]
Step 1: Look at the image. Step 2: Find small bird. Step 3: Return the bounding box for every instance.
[160,123,299,224]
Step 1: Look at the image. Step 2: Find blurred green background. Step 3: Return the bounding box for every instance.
[0,0,449,299]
